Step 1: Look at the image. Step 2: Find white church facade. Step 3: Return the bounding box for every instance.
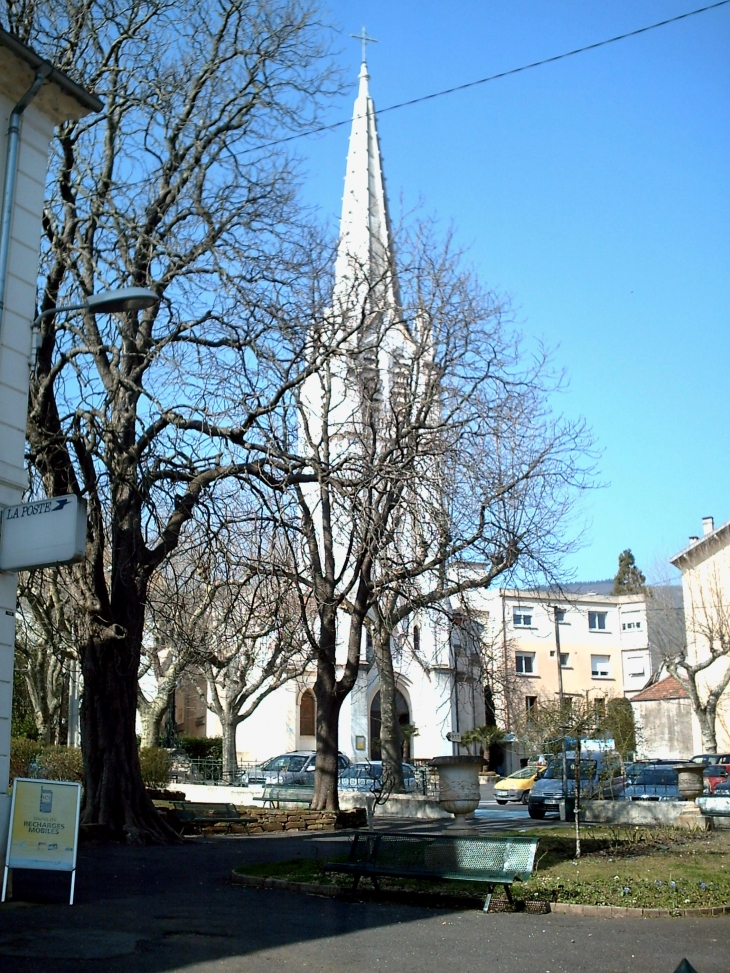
[184,58,485,765]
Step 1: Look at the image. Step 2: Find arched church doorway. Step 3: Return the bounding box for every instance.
[370,690,412,761]
[299,688,316,742]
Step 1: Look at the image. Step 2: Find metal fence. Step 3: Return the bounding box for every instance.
[168,756,439,795]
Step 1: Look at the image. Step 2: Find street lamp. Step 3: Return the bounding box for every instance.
[31,287,159,365]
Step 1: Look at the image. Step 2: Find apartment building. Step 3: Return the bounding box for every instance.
[465,584,658,736]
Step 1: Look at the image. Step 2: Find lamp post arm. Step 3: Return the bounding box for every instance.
[32,303,89,328]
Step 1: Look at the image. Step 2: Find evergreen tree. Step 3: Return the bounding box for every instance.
[612,549,646,595]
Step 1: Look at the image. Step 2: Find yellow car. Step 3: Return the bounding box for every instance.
[494,767,538,805]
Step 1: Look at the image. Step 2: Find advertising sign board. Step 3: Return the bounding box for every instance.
[0,495,86,572]
[2,778,81,904]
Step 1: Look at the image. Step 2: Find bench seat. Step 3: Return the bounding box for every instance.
[325,831,539,912]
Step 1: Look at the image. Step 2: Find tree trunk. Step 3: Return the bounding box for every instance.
[697,708,718,753]
[80,622,175,843]
[221,713,239,781]
[372,624,405,793]
[312,610,341,810]
[138,707,166,749]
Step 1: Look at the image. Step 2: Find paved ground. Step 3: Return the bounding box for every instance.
[0,824,726,973]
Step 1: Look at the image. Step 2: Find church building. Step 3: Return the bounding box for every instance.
[201,55,485,765]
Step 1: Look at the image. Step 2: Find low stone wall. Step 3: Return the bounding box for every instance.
[233,806,367,833]
[582,800,709,830]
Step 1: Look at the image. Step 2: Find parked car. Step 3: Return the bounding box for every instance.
[494,767,537,805]
[624,759,678,786]
[623,765,680,801]
[703,764,729,794]
[527,750,625,819]
[690,753,730,767]
[338,761,416,793]
[713,778,730,796]
[248,750,350,785]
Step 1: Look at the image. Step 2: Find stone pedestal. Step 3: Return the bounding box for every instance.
[430,755,482,831]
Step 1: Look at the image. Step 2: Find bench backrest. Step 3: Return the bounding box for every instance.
[264,786,314,801]
[172,802,239,818]
[350,833,538,880]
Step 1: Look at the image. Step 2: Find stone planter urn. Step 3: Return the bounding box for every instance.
[430,755,482,830]
[673,763,705,801]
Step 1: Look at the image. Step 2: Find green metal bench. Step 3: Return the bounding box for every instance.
[155,800,254,835]
[258,785,315,808]
[325,832,539,912]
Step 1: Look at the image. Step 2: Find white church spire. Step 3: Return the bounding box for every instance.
[333,48,397,317]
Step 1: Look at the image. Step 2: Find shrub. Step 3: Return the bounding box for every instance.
[139,747,171,789]
[10,736,44,781]
[10,739,83,782]
[175,736,222,761]
[35,746,84,782]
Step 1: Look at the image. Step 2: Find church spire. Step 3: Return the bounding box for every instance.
[333,50,396,316]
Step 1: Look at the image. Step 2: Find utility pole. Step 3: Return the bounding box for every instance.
[552,606,569,803]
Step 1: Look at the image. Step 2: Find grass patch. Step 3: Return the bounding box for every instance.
[233,826,730,911]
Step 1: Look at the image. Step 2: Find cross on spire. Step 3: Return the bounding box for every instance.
[350,26,378,64]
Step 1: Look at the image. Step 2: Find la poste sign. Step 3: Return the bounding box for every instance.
[0,495,86,572]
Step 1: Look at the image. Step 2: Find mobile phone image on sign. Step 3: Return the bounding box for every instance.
[39,787,53,813]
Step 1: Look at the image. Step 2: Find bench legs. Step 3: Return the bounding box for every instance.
[483,884,512,913]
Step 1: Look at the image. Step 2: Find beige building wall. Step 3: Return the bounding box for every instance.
[671,517,730,752]
[465,586,655,757]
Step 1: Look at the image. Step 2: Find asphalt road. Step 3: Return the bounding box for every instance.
[0,826,725,973]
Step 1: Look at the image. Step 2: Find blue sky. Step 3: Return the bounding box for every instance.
[296,1,729,583]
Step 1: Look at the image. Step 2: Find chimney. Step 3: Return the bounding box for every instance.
[689,536,699,544]
[702,516,714,536]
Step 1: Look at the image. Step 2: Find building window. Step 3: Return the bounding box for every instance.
[591,655,611,678]
[627,656,645,677]
[413,624,420,653]
[560,653,570,668]
[525,696,538,721]
[299,689,316,736]
[588,611,607,631]
[516,653,535,675]
[622,620,642,631]
[594,697,606,719]
[513,608,533,627]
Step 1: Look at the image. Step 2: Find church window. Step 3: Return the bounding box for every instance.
[413,624,420,653]
[299,689,316,737]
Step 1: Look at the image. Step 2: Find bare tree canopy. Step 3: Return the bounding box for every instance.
[11,0,342,842]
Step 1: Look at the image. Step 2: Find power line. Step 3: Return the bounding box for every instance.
[247,0,730,155]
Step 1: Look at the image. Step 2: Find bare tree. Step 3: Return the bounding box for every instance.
[14,0,342,841]
[650,572,730,752]
[15,568,77,744]
[253,219,593,808]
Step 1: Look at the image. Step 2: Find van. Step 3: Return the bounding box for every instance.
[527,750,625,819]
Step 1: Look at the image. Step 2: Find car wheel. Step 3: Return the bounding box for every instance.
[528,806,545,819]
[496,799,507,805]
[521,790,530,805]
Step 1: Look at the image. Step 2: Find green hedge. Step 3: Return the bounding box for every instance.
[175,735,222,761]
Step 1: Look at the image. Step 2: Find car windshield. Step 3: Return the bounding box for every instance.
[635,769,677,786]
[704,766,727,776]
[509,768,536,780]
[285,756,308,772]
[543,759,597,780]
